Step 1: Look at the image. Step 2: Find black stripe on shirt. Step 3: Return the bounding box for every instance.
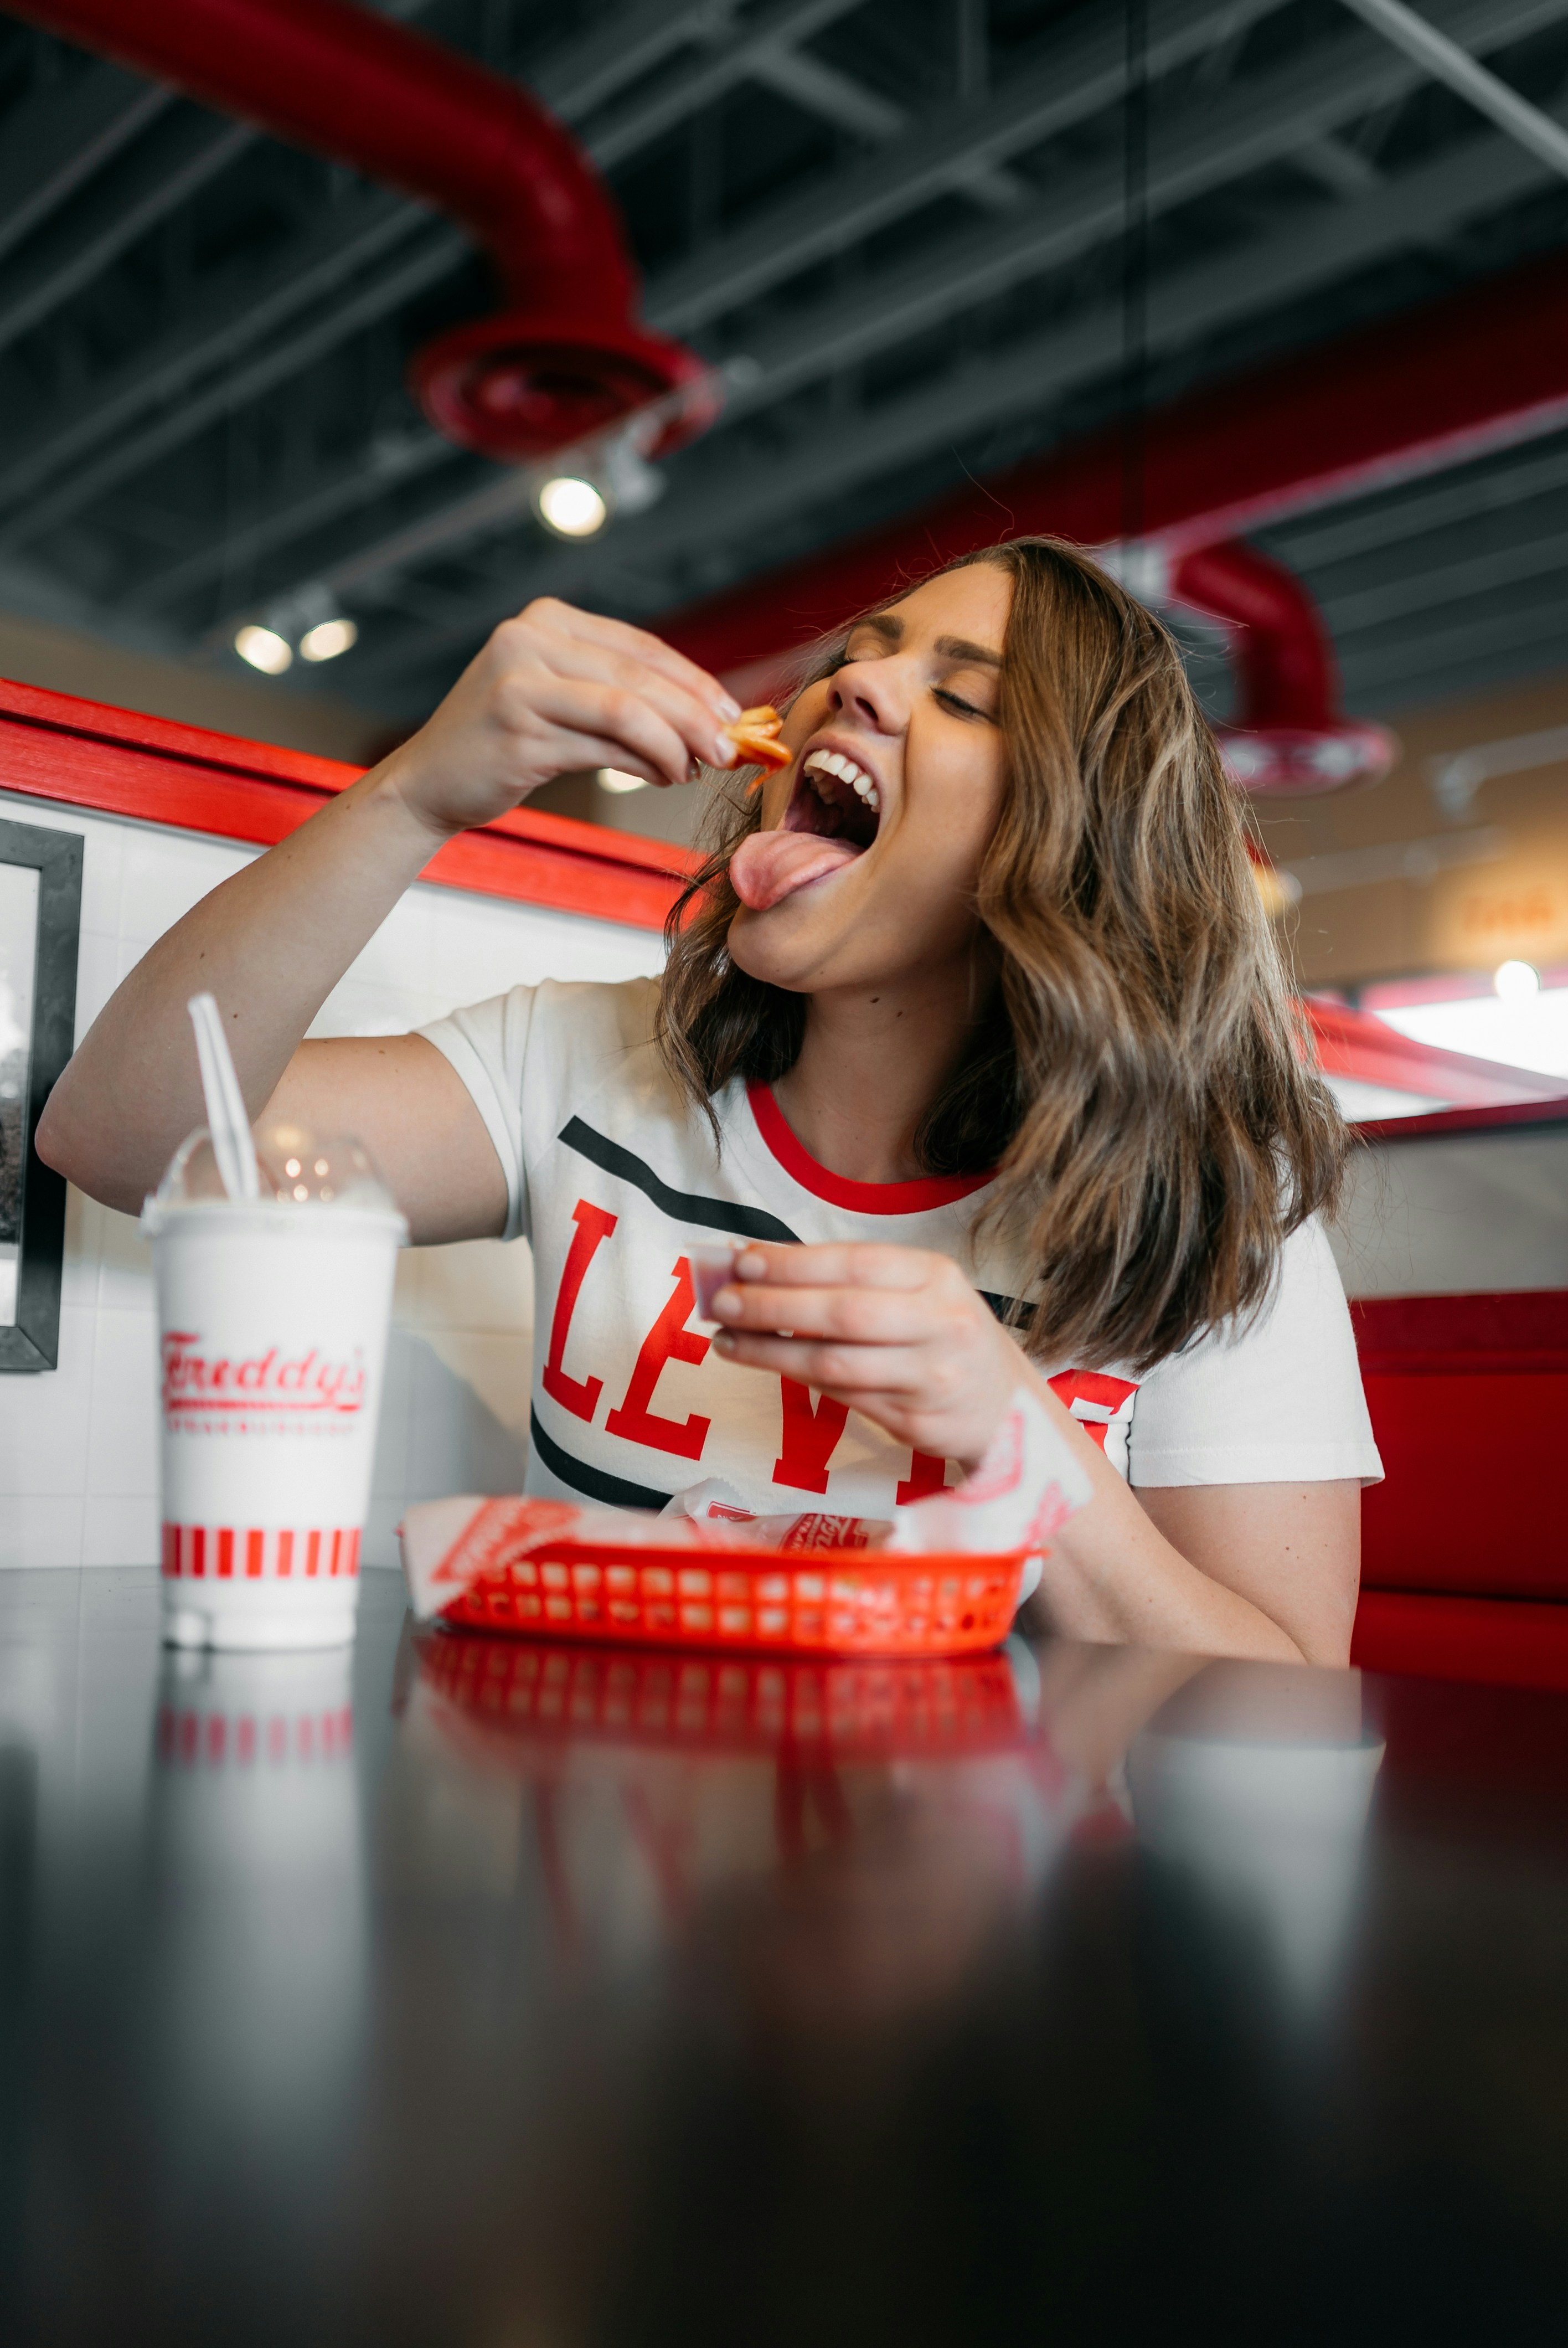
[981,1290,1036,1330]
[529,1407,674,1512]
[558,1116,801,1245]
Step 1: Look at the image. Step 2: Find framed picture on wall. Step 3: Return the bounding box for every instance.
[1,815,81,1371]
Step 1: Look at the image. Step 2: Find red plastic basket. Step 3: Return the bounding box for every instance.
[433,1536,1025,1658]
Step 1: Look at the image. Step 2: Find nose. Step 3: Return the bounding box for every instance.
[826,651,911,734]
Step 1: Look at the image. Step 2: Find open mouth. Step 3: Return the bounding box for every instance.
[727,746,884,913]
[786,749,882,850]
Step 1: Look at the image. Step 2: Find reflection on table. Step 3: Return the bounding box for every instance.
[3,1568,1566,2347]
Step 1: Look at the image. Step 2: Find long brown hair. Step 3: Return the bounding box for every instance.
[657,536,1344,1372]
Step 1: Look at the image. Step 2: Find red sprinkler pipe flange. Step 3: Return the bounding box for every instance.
[10,0,716,462]
[1168,539,1396,794]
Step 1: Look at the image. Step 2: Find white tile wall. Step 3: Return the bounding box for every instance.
[0,786,666,1569]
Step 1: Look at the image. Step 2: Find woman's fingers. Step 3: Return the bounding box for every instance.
[733,1241,942,1292]
[711,1329,929,1393]
[509,676,698,790]
[535,599,740,723]
[711,1279,939,1343]
[514,629,738,769]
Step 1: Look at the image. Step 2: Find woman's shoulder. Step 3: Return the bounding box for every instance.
[1126,1215,1378,1485]
[1173,1213,1352,1368]
[525,973,662,1053]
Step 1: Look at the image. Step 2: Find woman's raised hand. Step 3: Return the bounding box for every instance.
[379,598,743,839]
[708,1242,1024,1471]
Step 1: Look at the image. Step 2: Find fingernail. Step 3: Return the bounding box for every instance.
[717,692,742,722]
[712,1331,735,1354]
[712,1287,739,1320]
[735,1249,767,1281]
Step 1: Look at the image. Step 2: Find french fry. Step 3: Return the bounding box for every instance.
[720,703,792,777]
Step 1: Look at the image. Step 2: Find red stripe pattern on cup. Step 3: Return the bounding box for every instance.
[161,1525,361,1580]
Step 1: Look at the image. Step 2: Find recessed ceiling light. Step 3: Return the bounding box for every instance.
[234,623,292,674]
[299,616,358,662]
[535,475,608,538]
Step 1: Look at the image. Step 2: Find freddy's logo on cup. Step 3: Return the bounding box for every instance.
[162,1330,368,1418]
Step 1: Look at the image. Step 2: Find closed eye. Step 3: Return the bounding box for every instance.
[934,686,991,720]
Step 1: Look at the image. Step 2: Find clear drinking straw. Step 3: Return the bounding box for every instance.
[187,992,261,1202]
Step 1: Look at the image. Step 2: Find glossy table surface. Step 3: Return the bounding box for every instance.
[3,1569,1567,2345]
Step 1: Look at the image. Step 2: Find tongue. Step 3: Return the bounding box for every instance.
[730,829,861,911]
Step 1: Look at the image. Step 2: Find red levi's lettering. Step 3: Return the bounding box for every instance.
[542,1198,618,1422]
[1048,1369,1139,1450]
[896,1449,950,1505]
[605,1257,712,1461]
[772,1378,850,1494]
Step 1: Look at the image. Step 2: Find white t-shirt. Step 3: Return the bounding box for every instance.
[421,977,1381,1516]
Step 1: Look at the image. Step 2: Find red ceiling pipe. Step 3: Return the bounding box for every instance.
[9,0,714,461]
[1167,539,1395,793]
[658,247,1568,782]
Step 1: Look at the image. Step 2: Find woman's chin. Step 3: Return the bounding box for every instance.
[727,900,835,991]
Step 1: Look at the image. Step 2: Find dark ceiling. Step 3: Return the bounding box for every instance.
[4,0,1568,733]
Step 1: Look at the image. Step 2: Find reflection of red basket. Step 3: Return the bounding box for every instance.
[417,1630,1029,1760]
[434,1541,1024,1658]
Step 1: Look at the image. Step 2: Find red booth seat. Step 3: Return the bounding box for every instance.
[1350,1290,1568,1690]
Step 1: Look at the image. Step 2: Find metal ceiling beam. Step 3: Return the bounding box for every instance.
[579,0,882,171]
[233,0,1568,646]
[1339,0,1568,178]
[342,105,1568,688]
[0,0,863,528]
[1270,433,1568,568]
[745,43,1028,210]
[1338,587,1568,699]
[155,0,1568,616]
[0,184,435,512]
[135,428,458,612]
[0,104,253,354]
[0,55,171,269]
[709,11,1469,429]
[643,0,1298,336]
[0,0,427,368]
[1318,518,1568,633]
[0,223,465,554]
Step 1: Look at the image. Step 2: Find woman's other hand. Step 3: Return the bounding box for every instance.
[708,1242,1022,1470]
[379,598,743,839]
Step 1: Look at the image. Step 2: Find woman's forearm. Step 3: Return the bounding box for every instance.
[1022,1368,1312,1665]
[37,768,445,1212]
[39,601,741,1216]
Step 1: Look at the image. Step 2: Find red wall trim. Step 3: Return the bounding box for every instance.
[0,674,696,932]
[1354,1097,1568,1144]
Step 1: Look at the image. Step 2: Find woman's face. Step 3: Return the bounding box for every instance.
[726,563,1012,996]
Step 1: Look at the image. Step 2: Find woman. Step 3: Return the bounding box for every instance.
[39,538,1379,1664]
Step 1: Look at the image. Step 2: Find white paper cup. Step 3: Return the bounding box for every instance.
[147,1197,404,1650]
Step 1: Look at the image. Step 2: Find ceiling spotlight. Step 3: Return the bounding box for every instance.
[299,616,358,662]
[234,623,293,674]
[597,768,648,794]
[1494,959,1541,1001]
[535,474,608,538]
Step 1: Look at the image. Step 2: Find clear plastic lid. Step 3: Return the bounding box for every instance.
[152,1119,399,1216]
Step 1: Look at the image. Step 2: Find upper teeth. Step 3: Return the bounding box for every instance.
[804,748,880,812]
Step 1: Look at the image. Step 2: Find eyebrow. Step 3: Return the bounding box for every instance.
[847,614,1003,668]
[935,634,1003,669]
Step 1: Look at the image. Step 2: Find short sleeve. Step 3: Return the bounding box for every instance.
[1127,1217,1383,1489]
[419,987,538,1243]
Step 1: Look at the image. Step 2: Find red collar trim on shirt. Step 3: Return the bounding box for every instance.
[746,1082,994,1214]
